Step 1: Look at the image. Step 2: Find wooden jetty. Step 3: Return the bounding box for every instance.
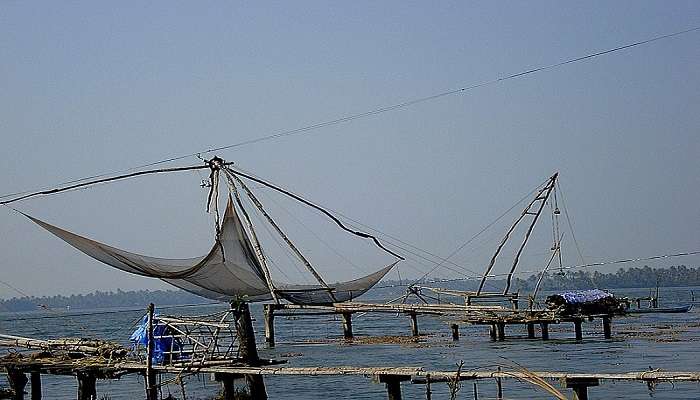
[261,301,619,346]
[3,355,700,400]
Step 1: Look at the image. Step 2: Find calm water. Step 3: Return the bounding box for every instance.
[2,286,699,399]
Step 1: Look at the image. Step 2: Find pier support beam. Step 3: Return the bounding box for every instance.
[602,316,612,339]
[6,368,27,400]
[527,323,536,339]
[233,301,268,400]
[215,373,242,400]
[574,319,583,341]
[76,372,96,400]
[145,303,157,400]
[496,322,505,341]
[30,372,41,400]
[540,322,549,341]
[409,313,419,337]
[566,378,599,400]
[379,375,410,400]
[450,324,459,341]
[341,312,353,339]
[489,324,497,341]
[264,304,275,348]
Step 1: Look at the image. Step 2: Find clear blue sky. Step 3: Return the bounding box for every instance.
[1,2,699,297]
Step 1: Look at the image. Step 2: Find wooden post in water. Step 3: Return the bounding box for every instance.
[215,373,241,400]
[574,318,583,341]
[496,322,505,341]
[450,324,459,341]
[527,323,535,339]
[602,316,612,339]
[496,366,503,399]
[341,312,353,339]
[30,371,41,400]
[425,374,431,400]
[264,304,275,348]
[76,372,96,400]
[233,301,268,400]
[409,312,419,337]
[566,378,599,400]
[6,368,27,400]
[379,375,410,400]
[145,303,157,400]
[540,322,549,340]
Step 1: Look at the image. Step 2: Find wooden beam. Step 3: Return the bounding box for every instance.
[76,372,96,400]
[29,372,40,400]
[341,312,353,339]
[264,304,276,348]
[6,368,27,400]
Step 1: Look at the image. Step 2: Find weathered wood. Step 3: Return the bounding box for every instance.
[30,372,40,400]
[450,324,459,341]
[602,316,612,339]
[566,378,599,400]
[527,323,535,339]
[233,302,267,400]
[540,322,549,340]
[379,375,410,400]
[496,366,503,399]
[574,319,583,341]
[264,304,275,348]
[409,313,419,337]
[215,373,242,400]
[496,322,505,341]
[76,372,96,400]
[145,303,157,400]
[6,368,27,400]
[341,312,353,339]
[425,374,431,400]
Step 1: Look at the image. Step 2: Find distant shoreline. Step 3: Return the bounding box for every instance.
[1,265,697,313]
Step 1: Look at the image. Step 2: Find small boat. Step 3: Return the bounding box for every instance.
[626,305,693,314]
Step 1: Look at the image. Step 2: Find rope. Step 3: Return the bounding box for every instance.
[224,165,404,261]
[1,162,233,206]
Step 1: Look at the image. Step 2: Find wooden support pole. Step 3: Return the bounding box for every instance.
[425,374,431,400]
[496,366,503,399]
[527,323,535,339]
[341,312,354,339]
[145,303,157,400]
[496,322,505,341]
[6,368,27,400]
[489,324,497,341]
[233,301,268,400]
[215,373,241,400]
[379,375,410,400]
[76,372,96,400]
[566,378,599,400]
[602,316,612,339]
[264,304,275,348]
[409,312,419,337]
[30,372,41,400]
[540,322,549,340]
[450,324,459,341]
[574,319,583,341]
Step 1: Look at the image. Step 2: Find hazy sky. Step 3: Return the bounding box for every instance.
[1,2,699,298]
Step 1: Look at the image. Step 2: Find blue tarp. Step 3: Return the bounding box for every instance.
[557,289,612,304]
[129,313,183,364]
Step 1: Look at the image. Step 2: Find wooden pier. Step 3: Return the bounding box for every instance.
[3,356,700,400]
[261,302,619,346]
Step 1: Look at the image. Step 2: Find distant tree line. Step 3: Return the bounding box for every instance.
[514,265,700,291]
[0,289,211,313]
